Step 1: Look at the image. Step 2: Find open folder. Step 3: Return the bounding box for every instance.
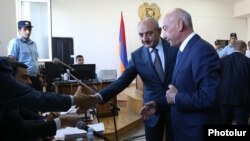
[54,122,104,140]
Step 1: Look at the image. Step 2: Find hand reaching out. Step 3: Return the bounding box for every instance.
[140,101,156,120]
[59,114,81,128]
[73,86,99,114]
[46,112,59,121]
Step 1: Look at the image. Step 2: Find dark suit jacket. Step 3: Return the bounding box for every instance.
[170,35,220,141]
[0,107,56,141]
[19,108,45,121]
[99,39,178,126]
[0,57,72,123]
[0,57,71,111]
[219,52,250,107]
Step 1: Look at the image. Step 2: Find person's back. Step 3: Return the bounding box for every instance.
[219,40,250,125]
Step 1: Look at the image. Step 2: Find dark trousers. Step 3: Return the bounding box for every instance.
[144,113,173,141]
[222,105,249,125]
[30,76,42,91]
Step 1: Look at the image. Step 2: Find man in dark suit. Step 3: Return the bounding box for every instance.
[0,106,80,141]
[89,17,178,141]
[219,40,250,125]
[0,61,81,141]
[0,57,98,139]
[0,56,96,113]
[141,8,221,141]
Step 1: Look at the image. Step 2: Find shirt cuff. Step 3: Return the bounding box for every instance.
[70,95,74,105]
[54,118,61,130]
[95,93,103,103]
[173,93,176,104]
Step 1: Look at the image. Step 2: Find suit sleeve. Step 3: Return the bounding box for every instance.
[19,108,45,120]
[21,120,57,139]
[99,56,137,103]
[7,39,19,58]
[175,44,220,112]
[0,57,72,112]
[1,108,56,140]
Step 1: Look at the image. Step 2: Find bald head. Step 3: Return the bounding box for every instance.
[167,8,193,29]
[234,40,247,54]
[162,8,194,47]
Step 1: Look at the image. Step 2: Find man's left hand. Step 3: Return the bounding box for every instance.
[166,84,178,105]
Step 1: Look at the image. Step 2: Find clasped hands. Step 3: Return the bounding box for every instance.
[140,84,178,120]
[73,86,100,114]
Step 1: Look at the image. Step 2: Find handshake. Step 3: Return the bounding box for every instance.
[51,86,100,130]
[72,86,100,114]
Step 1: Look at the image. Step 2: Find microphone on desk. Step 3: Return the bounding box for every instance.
[76,121,109,141]
[53,57,75,72]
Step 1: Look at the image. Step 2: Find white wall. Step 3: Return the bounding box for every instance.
[51,0,247,76]
[0,0,17,56]
[0,0,248,76]
[234,0,250,40]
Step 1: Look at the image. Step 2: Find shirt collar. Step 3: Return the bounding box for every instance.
[179,32,196,52]
[18,36,33,43]
[149,38,163,52]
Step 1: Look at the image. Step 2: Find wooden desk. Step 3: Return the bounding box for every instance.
[53,81,117,117]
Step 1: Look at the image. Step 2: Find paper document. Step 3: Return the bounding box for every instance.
[60,106,78,115]
[60,106,94,121]
[54,122,105,140]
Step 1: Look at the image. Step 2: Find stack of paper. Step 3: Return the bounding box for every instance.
[54,122,105,140]
[60,107,94,121]
[60,106,78,115]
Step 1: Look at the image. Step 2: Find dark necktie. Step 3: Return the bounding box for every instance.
[174,50,182,70]
[153,48,165,82]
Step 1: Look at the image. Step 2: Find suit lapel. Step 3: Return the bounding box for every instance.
[173,49,188,82]
[140,47,156,76]
[172,35,200,84]
[140,39,173,83]
[162,39,171,83]
[140,43,165,83]
[140,47,151,65]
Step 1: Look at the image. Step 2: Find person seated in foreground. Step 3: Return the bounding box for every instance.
[0,61,82,141]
